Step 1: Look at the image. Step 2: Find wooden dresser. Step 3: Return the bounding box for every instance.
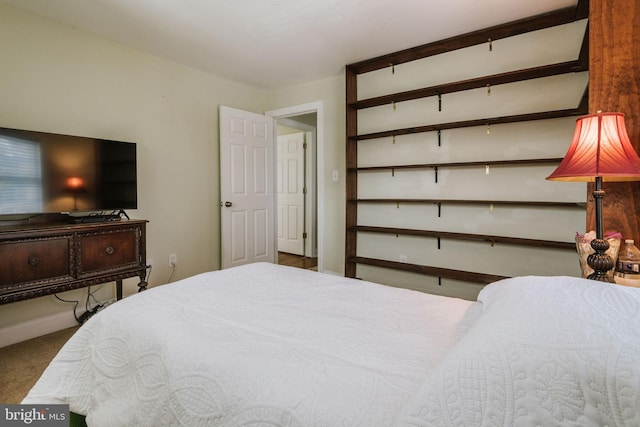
[0,219,147,304]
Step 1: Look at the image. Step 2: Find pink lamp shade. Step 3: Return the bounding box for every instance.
[547,112,640,182]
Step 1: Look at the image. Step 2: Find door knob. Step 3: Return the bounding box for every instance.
[224,201,232,207]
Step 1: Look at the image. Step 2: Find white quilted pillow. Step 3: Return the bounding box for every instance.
[393,276,640,427]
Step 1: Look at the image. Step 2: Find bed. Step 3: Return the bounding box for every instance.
[22,262,640,426]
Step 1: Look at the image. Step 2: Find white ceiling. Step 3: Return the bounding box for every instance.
[0,0,577,89]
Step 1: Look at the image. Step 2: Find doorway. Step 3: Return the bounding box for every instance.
[266,102,323,273]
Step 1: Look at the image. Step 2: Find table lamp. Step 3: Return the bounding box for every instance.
[547,112,640,282]
[64,176,86,211]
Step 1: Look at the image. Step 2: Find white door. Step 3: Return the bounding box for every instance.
[219,105,275,269]
[277,132,305,255]
[266,101,323,272]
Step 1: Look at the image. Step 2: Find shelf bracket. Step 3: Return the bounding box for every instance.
[392,101,396,111]
[437,202,442,218]
[488,38,493,51]
[390,63,395,74]
[434,166,438,183]
[438,276,442,286]
[391,167,395,177]
[437,129,441,147]
[438,94,442,112]
[437,236,441,249]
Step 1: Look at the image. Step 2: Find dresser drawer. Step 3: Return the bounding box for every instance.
[78,228,140,278]
[0,237,72,286]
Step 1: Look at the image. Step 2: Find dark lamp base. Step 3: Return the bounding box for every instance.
[586,238,615,283]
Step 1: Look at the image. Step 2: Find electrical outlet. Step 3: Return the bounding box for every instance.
[399,254,408,263]
[169,253,177,267]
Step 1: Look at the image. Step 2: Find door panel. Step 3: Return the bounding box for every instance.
[253,148,268,194]
[253,209,268,257]
[231,145,247,195]
[230,210,247,264]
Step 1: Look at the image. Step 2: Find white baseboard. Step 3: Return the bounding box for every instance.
[322,269,341,276]
[0,311,78,348]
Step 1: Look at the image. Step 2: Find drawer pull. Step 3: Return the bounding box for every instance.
[105,246,114,255]
[28,256,40,266]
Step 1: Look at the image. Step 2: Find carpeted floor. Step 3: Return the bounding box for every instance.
[0,326,79,404]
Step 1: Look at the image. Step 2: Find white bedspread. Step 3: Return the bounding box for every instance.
[23,262,477,426]
[393,276,640,426]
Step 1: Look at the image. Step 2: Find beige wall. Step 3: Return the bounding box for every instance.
[2,4,345,344]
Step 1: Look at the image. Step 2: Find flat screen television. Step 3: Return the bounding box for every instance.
[0,126,137,217]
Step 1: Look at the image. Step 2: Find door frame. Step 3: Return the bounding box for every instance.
[277,122,315,258]
[266,101,324,272]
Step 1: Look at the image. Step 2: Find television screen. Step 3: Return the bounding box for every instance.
[0,126,137,216]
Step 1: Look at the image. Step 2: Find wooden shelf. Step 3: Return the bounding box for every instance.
[351,60,587,110]
[354,157,563,172]
[353,198,586,209]
[350,256,508,285]
[347,4,588,74]
[351,107,587,141]
[354,225,575,250]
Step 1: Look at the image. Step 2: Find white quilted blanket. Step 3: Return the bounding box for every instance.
[393,275,640,427]
[23,262,477,426]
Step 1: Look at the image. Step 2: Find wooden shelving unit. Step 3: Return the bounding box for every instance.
[345,0,589,285]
